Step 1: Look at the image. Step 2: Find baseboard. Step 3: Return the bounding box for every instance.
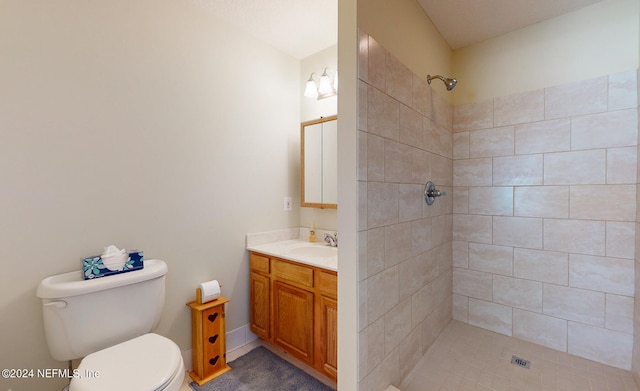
[181,323,259,370]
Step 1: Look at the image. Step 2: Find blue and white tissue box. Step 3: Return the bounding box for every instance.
[82,250,144,280]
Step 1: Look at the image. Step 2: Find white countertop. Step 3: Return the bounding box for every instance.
[247,239,337,272]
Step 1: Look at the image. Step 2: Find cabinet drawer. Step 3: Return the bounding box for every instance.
[317,271,337,298]
[250,253,270,274]
[273,260,313,289]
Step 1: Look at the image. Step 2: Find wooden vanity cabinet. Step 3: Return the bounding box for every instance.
[249,252,337,381]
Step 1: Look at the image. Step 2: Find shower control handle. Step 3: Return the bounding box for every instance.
[424,181,446,205]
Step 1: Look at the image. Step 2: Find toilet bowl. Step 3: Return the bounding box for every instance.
[70,333,184,391]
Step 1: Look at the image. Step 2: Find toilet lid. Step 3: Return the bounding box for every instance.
[71,333,182,391]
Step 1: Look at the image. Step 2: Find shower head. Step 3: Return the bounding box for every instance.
[427,75,457,91]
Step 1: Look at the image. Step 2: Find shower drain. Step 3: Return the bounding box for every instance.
[511,355,531,369]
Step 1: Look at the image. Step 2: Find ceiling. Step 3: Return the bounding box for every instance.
[192,0,605,58]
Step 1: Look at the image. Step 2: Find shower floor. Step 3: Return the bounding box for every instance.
[400,320,638,391]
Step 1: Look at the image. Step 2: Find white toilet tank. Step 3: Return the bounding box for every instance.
[37,259,168,361]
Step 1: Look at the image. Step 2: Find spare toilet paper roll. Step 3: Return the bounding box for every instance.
[199,279,221,303]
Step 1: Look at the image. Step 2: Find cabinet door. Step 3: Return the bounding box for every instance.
[318,295,338,379]
[273,281,314,365]
[250,272,270,339]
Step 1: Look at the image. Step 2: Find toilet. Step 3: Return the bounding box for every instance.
[37,259,185,391]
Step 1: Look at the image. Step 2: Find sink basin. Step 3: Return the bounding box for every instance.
[287,245,337,258]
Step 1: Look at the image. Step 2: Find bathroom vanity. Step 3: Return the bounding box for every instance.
[247,240,337,381]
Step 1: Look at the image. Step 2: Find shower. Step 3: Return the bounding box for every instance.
[427,74,457,91]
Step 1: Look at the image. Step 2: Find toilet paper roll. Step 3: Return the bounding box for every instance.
[199,280,221,303]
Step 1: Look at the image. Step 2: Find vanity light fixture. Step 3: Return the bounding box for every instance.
[304,67,337,100]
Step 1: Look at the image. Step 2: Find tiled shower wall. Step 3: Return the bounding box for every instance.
[356,32,453,390]
[452,71,638,370]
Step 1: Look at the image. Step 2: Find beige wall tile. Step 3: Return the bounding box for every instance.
[431,214,452,248]
[367,36,386,92]
[453,99,493,132]
[494,89,544,126]
[545,76,608,119]
[365,316,385,373]
[358,80,369,131]
[367,86,399,140]
[568,322,633,369]
[469,126,514,158]
[514,186,569,218]
[493,275,542,312]
[605,294,633,334]
[385,222,413,267]
[358,130,368,181]
[609,70,638,111]
[493,216,542,249]
[453,268,493,301]
[453,158,492,186]
[452,294,468,322]
[412,272,451,327]
[513,248,568,285]
[366,272,387,322]
[358,181,368,231]
[452,240,469,268]
[513,309,567,351]
[385,53,412,106]
[468,243,513,276]
[384,298,412,353]
[367,182,398,228]
[493,154,543,186]
[384,139,414,183]
[468,298,513,336]
[430,153,453,187]
[453,186,469,214]
[544,149,606,185]
[570,185,636,221]
[468,186,513,216]
[452,214,492,243]
[453,131,469,159]
[398,255,426,301]
[607,147,637,184]
[399,184,423,223]
[357,30,368,83]
[543,284,605,326]
[606,221,635,259]
[411,218,433,256]
[515,119,571,155]
[543,219,605,256]
[424,119,453,158]
[411,149,430,186]
[367,133,384,181]
[367,227,385,277]
[412,74,431,117]
[569,254,634,296]
[399,105,422,148]
[571,109,638,150]
[431,92,453,130]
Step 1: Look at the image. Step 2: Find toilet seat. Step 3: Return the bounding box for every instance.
[70,333,183,391]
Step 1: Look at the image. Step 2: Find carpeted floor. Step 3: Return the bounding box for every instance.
[189,346,335,391]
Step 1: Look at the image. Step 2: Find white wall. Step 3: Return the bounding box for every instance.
[300,45,339,231]
[0,1,299,389]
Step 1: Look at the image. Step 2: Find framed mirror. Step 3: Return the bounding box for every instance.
[301,115,337,209]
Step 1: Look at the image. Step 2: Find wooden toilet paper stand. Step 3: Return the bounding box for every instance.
[186,288,231,385]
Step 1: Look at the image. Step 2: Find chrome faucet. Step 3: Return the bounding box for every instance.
[324,232,338,247]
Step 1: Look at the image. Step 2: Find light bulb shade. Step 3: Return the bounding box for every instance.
[318,71,333,95]
[304,74,318,98]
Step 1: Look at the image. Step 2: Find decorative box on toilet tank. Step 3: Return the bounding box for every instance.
[187,296,231,385]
